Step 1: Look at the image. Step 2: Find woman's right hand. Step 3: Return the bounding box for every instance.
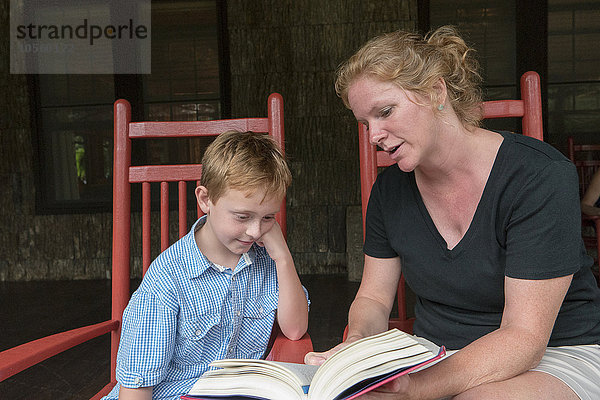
[304,336,361,365]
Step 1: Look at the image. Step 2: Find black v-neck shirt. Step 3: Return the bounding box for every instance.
[364,131,600,349]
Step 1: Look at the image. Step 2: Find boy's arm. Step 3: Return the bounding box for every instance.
[273,251,309,340]
[115,290,178,399]
[257,222,309,340]
[119,386,153,400]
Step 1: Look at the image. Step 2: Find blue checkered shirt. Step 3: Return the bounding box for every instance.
[102,216,308,399]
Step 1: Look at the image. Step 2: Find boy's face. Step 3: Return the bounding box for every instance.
[196,186,282,259]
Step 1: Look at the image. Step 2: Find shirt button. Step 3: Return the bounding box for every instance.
[196,329,203,336]
[236,310,241,316]
[134,376,142,385]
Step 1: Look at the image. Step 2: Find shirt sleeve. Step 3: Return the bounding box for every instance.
[505,160,583,279]
[115,290,178,388]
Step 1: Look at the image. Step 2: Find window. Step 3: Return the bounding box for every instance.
[33,0,225,213]
[430,0,516,93]
[547,0,600,149]
[431,0,600,149]
[429,0,518,132]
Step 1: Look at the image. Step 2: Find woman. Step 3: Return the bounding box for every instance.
[581,168,600,216]
[305,26,600,399]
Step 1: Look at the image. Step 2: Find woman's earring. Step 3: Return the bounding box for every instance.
[437,104,444,111]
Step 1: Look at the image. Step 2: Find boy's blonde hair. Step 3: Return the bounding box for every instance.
[200,130,291,202]
[335,25,483,128]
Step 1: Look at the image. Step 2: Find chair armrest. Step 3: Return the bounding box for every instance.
[89,381,118,400]
[0,320,119,381]
[263,323,313,363]
[264,332,313,363]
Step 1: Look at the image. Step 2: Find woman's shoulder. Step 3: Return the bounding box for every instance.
[494,131,575,183]
[499,130,568,164]
[493,131,578,195]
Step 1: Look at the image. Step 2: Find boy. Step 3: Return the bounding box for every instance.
[103,130,309,400]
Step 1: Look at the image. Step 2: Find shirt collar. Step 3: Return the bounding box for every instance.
[184,216,256,279]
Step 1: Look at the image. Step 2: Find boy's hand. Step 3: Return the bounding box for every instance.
[255,221,291,263]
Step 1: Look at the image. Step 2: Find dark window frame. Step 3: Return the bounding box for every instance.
[424,0,548,127]
[30,0,230,215]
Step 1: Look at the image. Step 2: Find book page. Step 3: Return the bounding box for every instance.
[319,351,434,399]
[309,329,436,399]
[185,329,443,400]
[311,330,417,385]
[209,359,318,387]
[188,359,320,399]
[272,362,319,387]
[188,373,303,399]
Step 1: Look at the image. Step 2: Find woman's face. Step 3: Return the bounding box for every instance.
[347,76,439,173]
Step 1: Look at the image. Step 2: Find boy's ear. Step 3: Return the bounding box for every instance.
[195,186,211,214]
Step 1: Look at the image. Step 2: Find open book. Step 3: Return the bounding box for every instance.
[181,328,446,400]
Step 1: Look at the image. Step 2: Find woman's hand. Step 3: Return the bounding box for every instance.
[356,375,414,399]
[304,337,360,365]
[304,342,348,366]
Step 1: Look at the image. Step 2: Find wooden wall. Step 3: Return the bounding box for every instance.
[0,0,417,280]
[226,0,417,275]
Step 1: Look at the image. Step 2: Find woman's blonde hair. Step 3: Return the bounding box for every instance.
[200,130,291,203]
[335,25,483,127]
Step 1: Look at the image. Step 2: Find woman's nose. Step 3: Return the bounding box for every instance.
[368,122,385,145]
